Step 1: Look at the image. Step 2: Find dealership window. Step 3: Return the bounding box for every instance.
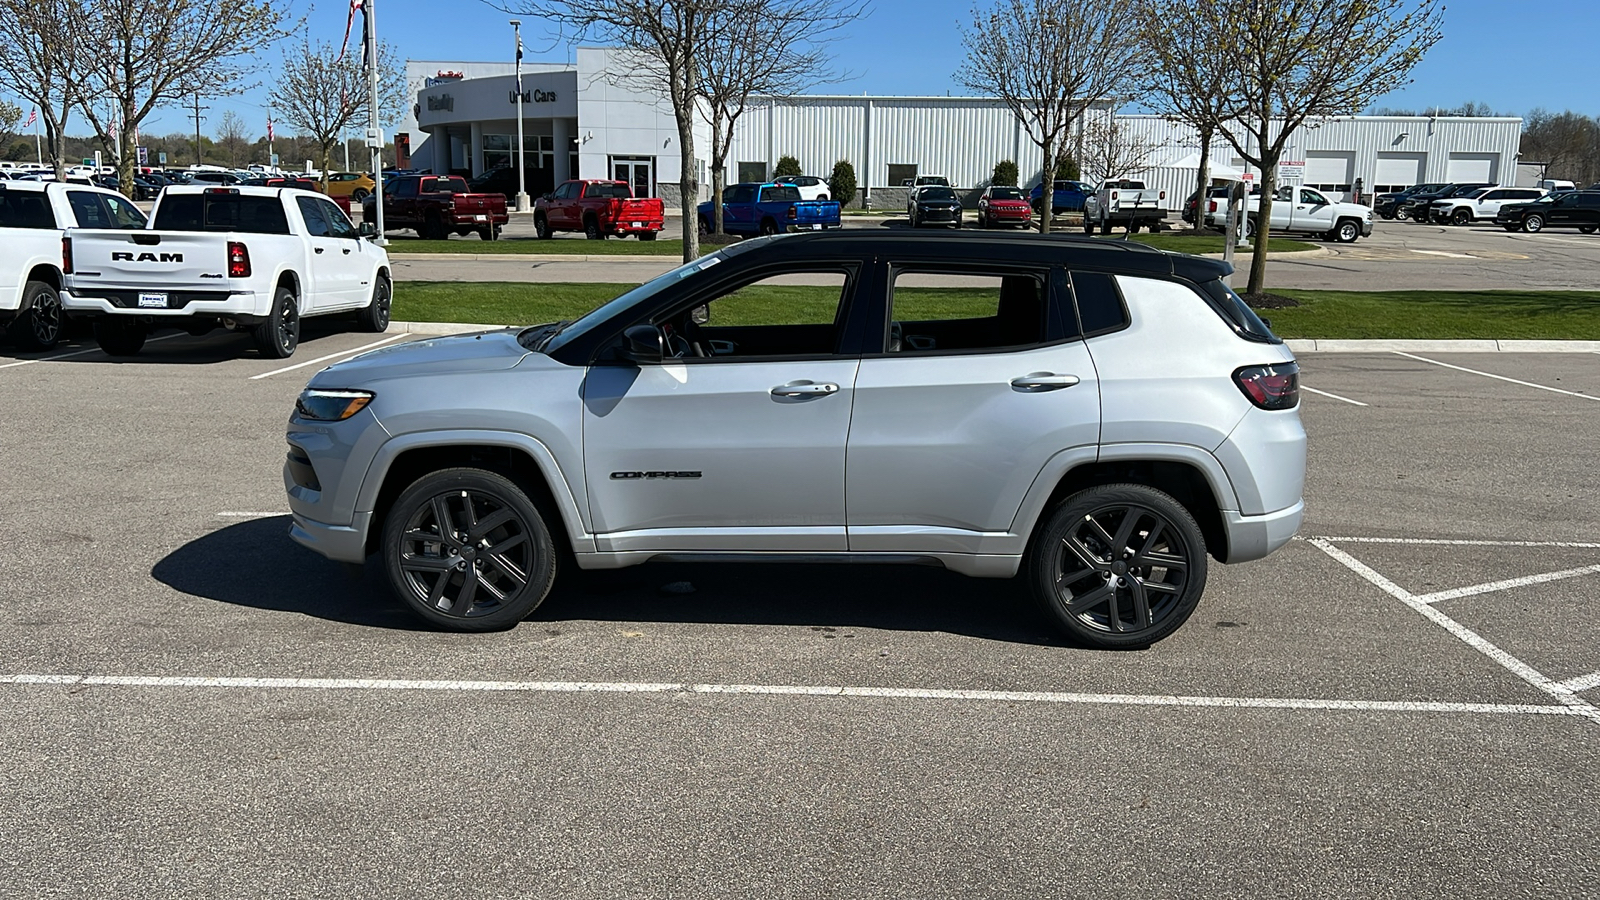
[887,164,918,188]
[737,161,768,183]
[1307,182,1352,194]
[483,134,553,172]
[1374,184,1409,194]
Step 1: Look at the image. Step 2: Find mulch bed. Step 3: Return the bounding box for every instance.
[1241,292,1302,309]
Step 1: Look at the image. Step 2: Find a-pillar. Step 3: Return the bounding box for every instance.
[470,122,484,178]
[552,118,571,184]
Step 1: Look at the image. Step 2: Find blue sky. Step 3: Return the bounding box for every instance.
[66,0,1600,138]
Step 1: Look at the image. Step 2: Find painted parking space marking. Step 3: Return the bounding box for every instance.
[0,332,186,370]
[1393,351,1600,402]
[0,673,1585,719]
[1301,386,1369,407]
[1559,671,1600,693]
[1309,537,1600,725]
[1317,537,1600,549]
[1415,564,1600,605]
[216,511,285,519]
[249,333,409,381]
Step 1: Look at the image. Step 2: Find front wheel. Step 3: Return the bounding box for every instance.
[1451,209,1472,226]
[251,286,299,358]
[355,275,391,333]
[534,214,551,240]
[94,318,147,356]
[10,280,64,350]
[382,468,559,631]
[1334,219,1361,243]
[1522,214,1544,233]
[1028,484,1208,649]
[1580,225,1597,235]
[351,189,370,203]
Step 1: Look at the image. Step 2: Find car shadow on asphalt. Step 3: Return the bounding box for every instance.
[154,517,1066,645]
[0,319,366,366]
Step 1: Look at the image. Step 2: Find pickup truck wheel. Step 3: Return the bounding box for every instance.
[355,275,391,332]
[1503,224,1519,232]
[534,215,551,239]
[252,286,300,359]
[10,281,63,350]
[93,319,146,357]
[1334,219,1361,243]
[1083,222,1095,235]
[421,212,445,240]
[1127,221,1141,234]
[638,231,658,241]
[1522,214,1544,233]
[584,216,604,240]
[1028,483,1208,649]
[1580,225,1598,235]
[477,224,500,241]
[759,218,779,236]
[697,216,711,236]
[1099,220,1112,236]
[383,467,558,632]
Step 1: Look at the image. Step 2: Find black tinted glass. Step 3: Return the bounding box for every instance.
[155,194,291,234]
[920,187,957,201]
[0,191,56,228]
[1199,279,1281,344]
[1071,271,1130,335]
[589,183,631,199]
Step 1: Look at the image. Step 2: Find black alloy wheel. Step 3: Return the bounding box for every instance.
[252,286,299,358]
[355,275,391,332]
[535,215,552,239]
[11,280,63,350]
[584,216,604,240]
[383,468,558,631]
[1029,484,1207,649]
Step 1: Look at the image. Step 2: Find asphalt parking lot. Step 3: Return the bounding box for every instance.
[1,328,1597,896]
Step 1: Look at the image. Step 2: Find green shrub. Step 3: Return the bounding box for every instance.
[828,159,857,206]
[991,160,1018,186]
[1054,154,1081,181]
[774,155,803,177]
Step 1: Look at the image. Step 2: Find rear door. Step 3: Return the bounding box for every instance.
[845,262,1100,554]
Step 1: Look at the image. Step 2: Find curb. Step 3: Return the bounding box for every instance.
[385,323,1600,353]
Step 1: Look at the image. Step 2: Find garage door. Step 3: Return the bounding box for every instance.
[1375,153,1426,193]
[1304,151,1355,200]
[1446,153,1498,184]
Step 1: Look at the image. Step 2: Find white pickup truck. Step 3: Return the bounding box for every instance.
[1082,179,1168,234]
[1206,185,1373,243]
[0,179,147,349]
[62,186,392,358]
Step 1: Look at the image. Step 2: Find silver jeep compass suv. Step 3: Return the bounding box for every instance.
[285,231,1305,648]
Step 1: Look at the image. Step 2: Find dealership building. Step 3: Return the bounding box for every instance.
[399,49,1525,210]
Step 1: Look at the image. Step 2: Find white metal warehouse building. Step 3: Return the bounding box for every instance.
[399,49,1524,210]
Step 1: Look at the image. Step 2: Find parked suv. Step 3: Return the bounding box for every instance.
[1428,186,1546,225]
[1495,190,1600,233]
[284,231,1305,648]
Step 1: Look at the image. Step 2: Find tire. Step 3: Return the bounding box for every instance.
[1027,483,1208,649]
[422,212,446,240]
[976,212,986,229]
[1503,224,1519,232]
[638,231,657,241]
[9,280,64,350]
[584,215,603,240]
[1128,221,1141,234]
[759,218,779,236]
[1083,221,1095,235]
[251,285,300,358]
[382,467,558,632]
[1379,210,1396,220]
[1580,225,1597,235]
[93,318,146,356]
[534,215,551,240]
[1449,209,1471,226]
[1334,219,1361,243]
[355,274,391,333]
[818,194,828,201]
[1099,219,1112,236]
[351,189,370,203]
[1522,214,1544,233]
[477,224,500,241]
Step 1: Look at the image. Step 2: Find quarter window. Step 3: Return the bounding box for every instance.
[1070,271,1130,336]
[887,270,1048,353]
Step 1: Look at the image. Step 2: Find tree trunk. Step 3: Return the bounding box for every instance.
[44,114,66,182]
[675,107,699,262]
[1038,133,1053,234]
[711,115,726,235]
[1192,123,1213,235]
[1246,155,1278,297]
[116,111,136,200]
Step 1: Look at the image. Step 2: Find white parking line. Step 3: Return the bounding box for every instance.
[1416,564,1600,605]
[1559,671,1600,693]
[1301,386,1369,406]
[0,673,1584,718]
[1308,538,1600,725]
[249,333,409,381]
[1316,537,1600,549]
[1393,351,1600,402]
[0,332,185,370]
[216,511,285,519]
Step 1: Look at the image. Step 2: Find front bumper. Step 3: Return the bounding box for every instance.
[1361,220,1374,236]
[61,288,265,317]
[289,510,374,563]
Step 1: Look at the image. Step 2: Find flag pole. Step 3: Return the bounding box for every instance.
[366,0,387,246]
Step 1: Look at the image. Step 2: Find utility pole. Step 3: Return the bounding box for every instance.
[191,94,209,166]
[365,0,387,245]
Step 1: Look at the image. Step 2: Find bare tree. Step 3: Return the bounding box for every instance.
[513,0,720,262]
[1136,0,1243,233]
[957,0,1141,233]
[1201,0,1443,296]
[1521,109,1600,186]
[1078,116,1162,184]
[0,0,85,179]
[269,37,405,188]
[217,110,251,167]
[697,0,862,234]
[70,0,292,195]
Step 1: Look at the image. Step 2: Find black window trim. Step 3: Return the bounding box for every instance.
[861,260,1074,359]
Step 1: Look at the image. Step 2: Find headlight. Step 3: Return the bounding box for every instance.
[295,388,375,421]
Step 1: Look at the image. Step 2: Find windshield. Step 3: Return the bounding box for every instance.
[539,250,738,354]
[990,187,1025,200]
[919,187,957,202]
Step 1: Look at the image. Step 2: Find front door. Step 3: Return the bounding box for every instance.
[293,196,351,311]
[582,264,866,553]
[611,156,654,198]
[1295,188,1335,231]
[845,265,1101,554]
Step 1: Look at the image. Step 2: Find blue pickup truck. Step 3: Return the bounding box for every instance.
[697,182,842,236]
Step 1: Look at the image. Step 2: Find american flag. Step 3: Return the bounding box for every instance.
[339,0,364,62]
[25,107,36,128]
[267,116,274,142]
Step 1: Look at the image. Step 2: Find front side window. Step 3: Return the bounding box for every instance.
[887,270,1049,354]
[319,198,358,238]
[643,269,853,360]
[297,196,331,237]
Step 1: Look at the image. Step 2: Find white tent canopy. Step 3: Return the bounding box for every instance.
[1155,152,1247,180]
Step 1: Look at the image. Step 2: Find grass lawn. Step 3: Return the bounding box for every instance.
[392,282,1600,341]
[1266,290,1600,340]
[386,236,684,255]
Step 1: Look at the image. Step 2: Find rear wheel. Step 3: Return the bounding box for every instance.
[383,468,558,632]
[1128,221,1141,234]
[1028,484,1208,649]
[477,224,500,241]
[422,212,446,240]
[93,318,146,356]
[355,274,391,333]
[1522,214,1544,233]
[351,188,370,203]
[9,280,63,350]
[759,218,779,236]
[251,286,299,358]
[638,230,658,241]
[584,215,604,240]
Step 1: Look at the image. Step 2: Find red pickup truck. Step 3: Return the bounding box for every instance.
[534,180,665,240]
[362,174,509,241]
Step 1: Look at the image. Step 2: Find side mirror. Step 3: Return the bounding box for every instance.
[358,221,377,237]
[621,324,664,363]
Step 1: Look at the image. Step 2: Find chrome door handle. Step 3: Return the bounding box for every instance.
[771,381,840,397]
[1011,373,1080,391]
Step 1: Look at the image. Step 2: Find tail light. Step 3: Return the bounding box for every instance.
[1111,190,1119,201]
[787,206,797,219]
[1209,200,1218,213]
[227,241,251,278]
[1159,190,1166,200]
[1234,362,1300,410]
[62,236,73,274]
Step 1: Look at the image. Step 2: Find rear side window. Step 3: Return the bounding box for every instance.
[68,191,112,228]
[1198,279,1282,344]
[1070,271,1131,336]
[725,185,755,204]
[154,193,291,234]
[0,191,56,228]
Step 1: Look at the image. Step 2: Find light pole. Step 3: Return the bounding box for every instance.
[365,0,387,246]
[510,19,530,212]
